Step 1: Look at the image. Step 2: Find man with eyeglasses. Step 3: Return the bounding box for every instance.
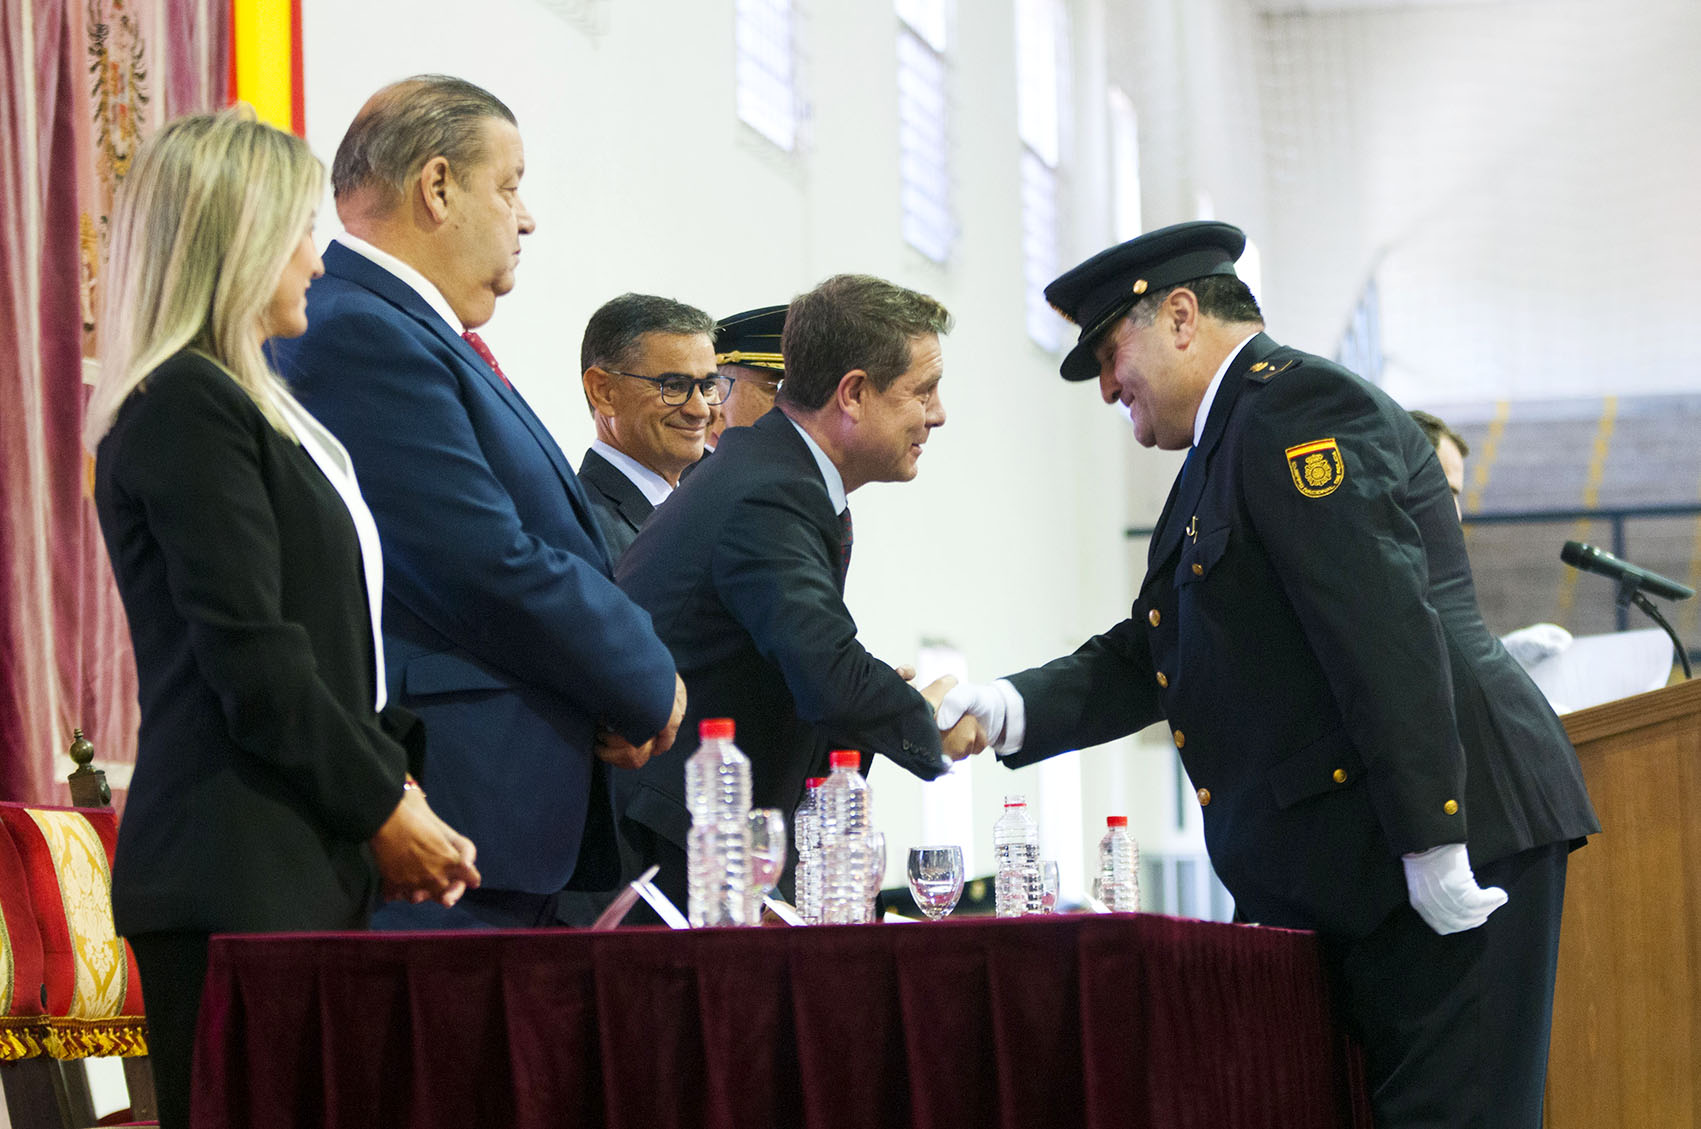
[578,294,723,560]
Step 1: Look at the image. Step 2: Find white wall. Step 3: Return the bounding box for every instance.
[1256,0,1701,405]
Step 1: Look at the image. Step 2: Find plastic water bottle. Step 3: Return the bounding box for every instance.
[818,750,873,925]
[685,717,752,927]
[1097,815,1140,912]
[794,776,826,924]
[993,795,1042,917]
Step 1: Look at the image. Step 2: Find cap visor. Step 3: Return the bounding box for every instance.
[1060,339,1100,381]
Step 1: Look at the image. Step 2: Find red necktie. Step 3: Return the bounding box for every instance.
[839,507,853,580]
[462,330,512,388]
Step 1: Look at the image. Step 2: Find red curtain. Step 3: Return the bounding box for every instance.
[0,0,227,805]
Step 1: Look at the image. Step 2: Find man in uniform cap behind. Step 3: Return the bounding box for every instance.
[709,303,788,448]
[938,220,1598,1128]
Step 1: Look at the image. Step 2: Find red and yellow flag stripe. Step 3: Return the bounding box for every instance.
[229,0,304,136]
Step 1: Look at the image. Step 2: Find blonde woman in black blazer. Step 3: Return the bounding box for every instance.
[85,109,479,1129]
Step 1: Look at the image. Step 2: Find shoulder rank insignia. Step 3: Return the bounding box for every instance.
[1285,438,1345,498]
[1250,358,1300,382]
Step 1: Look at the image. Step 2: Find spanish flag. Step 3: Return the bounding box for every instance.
[229,0,305,136]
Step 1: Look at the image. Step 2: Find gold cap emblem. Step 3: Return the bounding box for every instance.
[1132,279,1148,295]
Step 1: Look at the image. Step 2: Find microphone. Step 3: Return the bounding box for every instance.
[1560,541,1695,602]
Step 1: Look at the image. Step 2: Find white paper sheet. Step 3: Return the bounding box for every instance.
[1521,628,1673,713]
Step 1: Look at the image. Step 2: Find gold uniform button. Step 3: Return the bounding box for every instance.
[1191,562,1204,576]
[1443,799,1459,816]
[1197,787,1211,806]
[1156,672,1169,688]
[1148,609,1161,627]
[1332,768,1348,784]
[1173,730,1186,749]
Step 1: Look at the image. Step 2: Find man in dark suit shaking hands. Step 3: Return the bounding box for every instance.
[615,274,986,909]
[271,76,686,929]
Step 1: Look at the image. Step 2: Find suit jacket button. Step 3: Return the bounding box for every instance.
[1443,799,1459,815]
[1197,787,1211,806]
[1156,672,1168,688]
[1148,609,1161,627]
[1332,768,1348,784]
[1173,730,1185,749]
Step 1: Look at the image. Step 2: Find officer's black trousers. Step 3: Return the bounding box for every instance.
[1324,842,1569,1129]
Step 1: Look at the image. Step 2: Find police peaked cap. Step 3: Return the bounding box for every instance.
[1045,220,1247,382]
[714,304,788,372]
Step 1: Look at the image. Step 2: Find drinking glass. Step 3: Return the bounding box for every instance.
[906,845,966,921]
[748,808,787,893]
[747,808,787,918]
[1039,859,1060,914]
[862,831,887,923]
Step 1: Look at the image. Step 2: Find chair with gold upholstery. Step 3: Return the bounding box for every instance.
[0,756,155,1125]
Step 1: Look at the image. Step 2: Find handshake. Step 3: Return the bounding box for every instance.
[908,673,1019,769]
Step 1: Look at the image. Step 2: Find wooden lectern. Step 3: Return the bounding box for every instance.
[1546,677,1701,1128]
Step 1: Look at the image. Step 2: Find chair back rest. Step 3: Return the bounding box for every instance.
[0,820,48,1059]
[0,802,146,1058]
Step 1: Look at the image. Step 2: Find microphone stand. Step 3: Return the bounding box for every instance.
[1619,578,1694,679]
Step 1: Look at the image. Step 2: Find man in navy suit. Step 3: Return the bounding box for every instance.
[272,76,685,929]
[577,294,721,561]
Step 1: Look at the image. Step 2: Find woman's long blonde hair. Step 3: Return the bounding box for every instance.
[84,106,325,449]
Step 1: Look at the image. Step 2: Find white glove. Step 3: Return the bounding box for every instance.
[1499,623,1573,669]
[936,682,1007,749]
[1401,843,1508,935]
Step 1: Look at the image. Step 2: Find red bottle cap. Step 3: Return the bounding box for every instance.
[1107,815,1128,828]
[805,777,827,789]
[699,717,735,740]
[829,750,861,770]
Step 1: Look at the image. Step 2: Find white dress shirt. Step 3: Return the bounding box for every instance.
[590,438,675,508]
[276,392,389,712]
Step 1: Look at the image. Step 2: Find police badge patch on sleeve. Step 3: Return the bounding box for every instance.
[1285,438,1345,497]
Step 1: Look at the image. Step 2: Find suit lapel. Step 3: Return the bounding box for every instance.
[750,412,844,584]
[323,243,609,570]
[1148,333,1281,570]
[583,450,655,534]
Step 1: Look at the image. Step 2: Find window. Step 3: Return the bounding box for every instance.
[1108,86,1142,241]
[897,0,953,262]
[736,0,801,151]
[1336,277,1384,384]
[1016,0,1070,349]
[1020,152,1061,348]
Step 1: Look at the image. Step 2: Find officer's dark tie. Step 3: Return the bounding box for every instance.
[839,507,854,581]
[462,330,512,388]
[1180,445,1198,484]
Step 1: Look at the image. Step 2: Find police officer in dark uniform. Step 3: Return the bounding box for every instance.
[938,221,1599,1128]
[709,304,788,447]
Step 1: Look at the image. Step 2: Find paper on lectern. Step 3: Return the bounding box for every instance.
[1521,629,1672,713]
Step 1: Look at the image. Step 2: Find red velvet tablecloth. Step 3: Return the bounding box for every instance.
[192,913,1373,1129]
